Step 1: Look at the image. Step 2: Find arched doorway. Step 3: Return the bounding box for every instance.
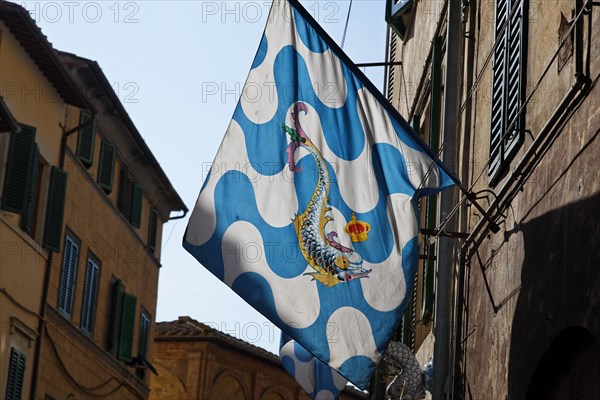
[526,327,600,399]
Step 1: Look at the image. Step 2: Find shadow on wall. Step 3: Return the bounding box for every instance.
[507,192,600,399]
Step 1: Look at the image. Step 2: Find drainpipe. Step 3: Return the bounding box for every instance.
[30,118,92,400]
[433,1,463,399]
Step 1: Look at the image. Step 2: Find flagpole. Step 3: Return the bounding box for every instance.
[287,0,500,235]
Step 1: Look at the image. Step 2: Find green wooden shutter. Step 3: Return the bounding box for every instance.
[503,0,527,159]
[489,0,527,183]
[489,0,509,177]
[76,110,96,167]
[108,279,124,351]
[43,167,68,252]
[401,291,414,346]
[21,145,40,234]
[130,183,143,228]
[1,126,36,214]
[97,141,116,192]
[147,208,158,251]
[5,347,26,400]
[80,258,100,335]
[57,234,79,317]
[117,293,137,362]
[118,170,132,219]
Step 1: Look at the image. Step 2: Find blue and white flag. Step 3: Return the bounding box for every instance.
[280,333,348,399]
[184,0,454,391]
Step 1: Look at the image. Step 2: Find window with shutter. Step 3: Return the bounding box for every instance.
[5,347,26,400]
[130,183,143,228]
[147,208,159,252]
[57,233,79,318]
[76,110,96,167]
[97,141,116,193]
[107,279,124,351]
[21,145,40,236]
[1,125,36,214]
[117,293,137,362]
[136,311,151,379]
[489,0,528,184]
[386,30,398,102]
[385,0,414,40]
[118,169,132,220]
[80,256,100,336]
[43,167,68,252]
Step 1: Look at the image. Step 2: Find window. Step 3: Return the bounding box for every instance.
[136,311,151,379]
[118,170,143,227]
[385,0,414,40]
[107,279,138,363]
[118,169,132,220]
[20,145,41,237]
[489,0,528,184]
[97,140,116,193]
[42,166,68,252]
[57,233,79,318]
[118,293,137,362]
[5,347,26,400]
[1,125,36,214]
[76,110,96,168]
[80,255,100,336]
[130,183,143,228]
[147,208,159,252]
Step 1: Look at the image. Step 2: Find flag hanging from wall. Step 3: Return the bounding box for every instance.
[279,333,348,399]
[183,0,454,391]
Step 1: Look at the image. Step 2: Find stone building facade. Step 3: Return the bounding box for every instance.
[385,0,599,398]
[150,317,367,400]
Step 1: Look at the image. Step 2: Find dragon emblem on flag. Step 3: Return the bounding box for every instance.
[283,103,372,287]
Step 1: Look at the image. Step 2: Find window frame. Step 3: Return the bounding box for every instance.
[57,230,80,319]
[80,253,101,336]
[136,309,151,379]
[147,208,159,252]
[76,109,96,168]
[5,347,26,400]
[97,140,116,193]
[488,0,529,185]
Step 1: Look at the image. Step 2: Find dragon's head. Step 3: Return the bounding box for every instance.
[336,252,371,282]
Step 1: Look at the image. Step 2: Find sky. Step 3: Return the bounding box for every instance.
[19,0,388,355]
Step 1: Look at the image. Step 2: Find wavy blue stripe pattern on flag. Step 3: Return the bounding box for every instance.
[183,0,454,391]
[280,333,348,399]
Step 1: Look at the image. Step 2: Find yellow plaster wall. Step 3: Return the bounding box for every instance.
[0,22,67,167]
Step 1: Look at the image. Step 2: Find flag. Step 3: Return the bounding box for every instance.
[184,0,454,390]
[279,333,348,399]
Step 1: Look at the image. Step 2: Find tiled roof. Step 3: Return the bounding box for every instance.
[0,95,19,132]
[155,316,280,364]
[59,52,188,214]
[0,1,92,110]
[155,317,368,399]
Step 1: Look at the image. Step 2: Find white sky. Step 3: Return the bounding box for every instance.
[20,0,387,355]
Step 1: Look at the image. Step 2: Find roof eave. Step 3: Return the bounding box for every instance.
[84,59,187,214]
[0,1,95,112]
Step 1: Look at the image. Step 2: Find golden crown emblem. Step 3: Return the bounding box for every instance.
[344,213,370,243]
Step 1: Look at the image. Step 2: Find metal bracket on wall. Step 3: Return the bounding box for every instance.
[421,228,470,239]
[355,61,403,68]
